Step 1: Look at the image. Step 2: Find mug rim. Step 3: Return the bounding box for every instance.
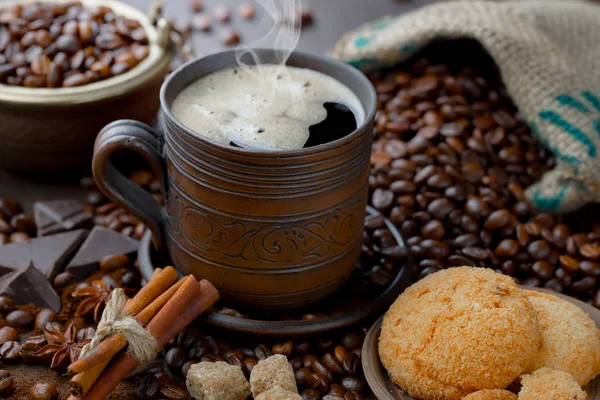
[159,48,377,157]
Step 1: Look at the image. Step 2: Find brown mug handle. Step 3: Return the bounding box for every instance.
[92,120,167,250]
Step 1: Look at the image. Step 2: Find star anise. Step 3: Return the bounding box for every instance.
[72,279,114,322]
[32,322,90,373]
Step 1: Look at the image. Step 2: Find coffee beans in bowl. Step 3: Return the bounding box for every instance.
[0,0,174,171]
[0,1,149,88]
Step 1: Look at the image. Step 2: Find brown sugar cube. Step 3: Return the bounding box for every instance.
[249,355,297,397]
[186,361,250,400]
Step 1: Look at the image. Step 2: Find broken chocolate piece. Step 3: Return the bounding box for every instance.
[0,230,88,280]
[34,199,93,236]
[0,262,61,312]
[66,226,139,280]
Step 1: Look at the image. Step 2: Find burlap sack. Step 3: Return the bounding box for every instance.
[334,0,600,214]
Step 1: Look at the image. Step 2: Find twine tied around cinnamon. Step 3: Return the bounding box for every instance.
[80,289,159,372]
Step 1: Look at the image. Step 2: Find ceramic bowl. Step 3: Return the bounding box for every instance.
[0,0,174,171]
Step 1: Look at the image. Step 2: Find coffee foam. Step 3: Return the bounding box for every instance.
[171,64,365,150]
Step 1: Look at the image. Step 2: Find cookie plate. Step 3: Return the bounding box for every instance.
[362,287,600,399]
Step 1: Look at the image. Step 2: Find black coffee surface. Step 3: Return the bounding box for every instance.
[304,102,359,148]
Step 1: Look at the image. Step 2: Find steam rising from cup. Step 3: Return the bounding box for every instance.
[235,0,302,69]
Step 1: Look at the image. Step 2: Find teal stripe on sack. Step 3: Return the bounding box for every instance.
[529,121,580,165]
[556,94,590,113]
[539,110,596,157]
[532,186,567,211]
[583,91,600,112]
[354,36,372,48]
[347,58,378,70]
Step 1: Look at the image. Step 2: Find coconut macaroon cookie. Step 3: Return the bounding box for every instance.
[461,389,517,400]
[523,289,600,386]
[379,267,541,400]
[519,367,587,400]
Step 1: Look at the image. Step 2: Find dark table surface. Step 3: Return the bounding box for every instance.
[0,0,437,210]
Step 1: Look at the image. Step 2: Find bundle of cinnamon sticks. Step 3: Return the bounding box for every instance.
[66,266,219,400]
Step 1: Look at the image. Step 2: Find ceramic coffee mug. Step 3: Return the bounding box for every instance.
[92,49,376,309]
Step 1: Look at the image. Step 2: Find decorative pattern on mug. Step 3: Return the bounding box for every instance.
[168,195,365,266]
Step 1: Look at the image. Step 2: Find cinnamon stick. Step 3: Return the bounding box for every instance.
[69,278,186,374]
[81,279,219,400]
[124,266,177,315]
[68,267,178,393]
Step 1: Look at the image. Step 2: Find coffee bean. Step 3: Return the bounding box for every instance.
[341,376,366,392]
[421,220,445,240]
[301,388,321,400]
[0,370,13,396]
[495,239,519,258]
[371,188,394,211]
[220,29,239,46]
[295,342,312,355]
[192,14,212,31]
[188,339,209,360]
[328,384,345,397]
[571,277,597,294]
[99,253,129,271]
[238,3,254,19]
[0,296,14,313]
[307,372,329,392]
[342,352,360,375]
[296,367,313,386]
[190,0,203,12]
[181,360,196,377]
[0,327,18,346]
[580,243,600,260]
[272,341,293,356]
[322,352,344,376]
[243,357,257,374]
[255,344,272,360]
[0,341,21,362]
[528,240,551,260]
[581,261,600,277]
[159,384,187,400]
[137,374,161,399]
[30,382,58,400]
[531,261,554,280]
[35,309,57,331]
[10,214,35,234]
[214,5,231,22]
[52,271,75,291]
[6,309,33,329]
[559,255,580,272]
[483,209,511,231]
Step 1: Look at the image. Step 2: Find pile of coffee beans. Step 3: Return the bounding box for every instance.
[82,169,164,241]
[366,41,600,308]
[141,326,370,400]
[0,198,36,244]
[0,1,149,87]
